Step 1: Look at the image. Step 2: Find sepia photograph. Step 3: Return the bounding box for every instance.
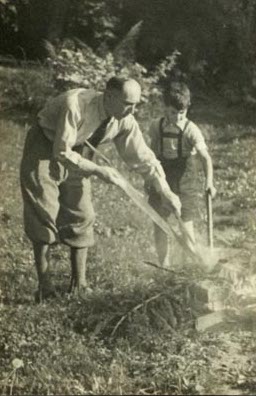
[0,0,256,394]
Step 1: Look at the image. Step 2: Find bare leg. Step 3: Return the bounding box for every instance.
[182,220,195,251]
[153,223,170,267]
[33,242,51,303]
[180,220,196,265]
[69,247,88,294]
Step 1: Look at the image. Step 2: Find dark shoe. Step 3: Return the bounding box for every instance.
[34,282,57,303]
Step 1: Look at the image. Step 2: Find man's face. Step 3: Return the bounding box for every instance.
[165,105,187,125]
[108,82,141,120]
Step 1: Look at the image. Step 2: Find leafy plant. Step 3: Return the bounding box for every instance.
[46,40,180,104]
[0,66,55,113]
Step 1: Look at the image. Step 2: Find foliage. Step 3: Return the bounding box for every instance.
[1,0,256,96]
[68,0,122,50]
[134,0,256,94]
[0,43,179,118]
[0,0,18,32]
[46,39,180,105]
[46,41,116,92]
[0,66,55,114]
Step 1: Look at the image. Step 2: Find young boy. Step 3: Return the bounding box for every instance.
[148,81,216,266]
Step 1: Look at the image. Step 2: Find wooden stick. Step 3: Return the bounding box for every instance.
[206,190,214,249]
[142,260,176,273]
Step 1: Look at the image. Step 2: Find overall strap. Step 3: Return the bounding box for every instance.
[159,117,190,159]
[183,119,190,135]
[177,128,183,159]
[159,117,165,157]
[178,119,190,158]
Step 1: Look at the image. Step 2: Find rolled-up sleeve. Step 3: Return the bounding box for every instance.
[52,99,97,174]
[114,115,168,191]
[53,98,81,164]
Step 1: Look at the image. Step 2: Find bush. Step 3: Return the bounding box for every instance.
[0,40,180,115]
[0,65,56,114]
[46,39,180,102]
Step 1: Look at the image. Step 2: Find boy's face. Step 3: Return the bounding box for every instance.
[165,105,187,125]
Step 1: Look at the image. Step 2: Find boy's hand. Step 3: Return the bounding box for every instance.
[161,189,182,217]
[205,184,217,198]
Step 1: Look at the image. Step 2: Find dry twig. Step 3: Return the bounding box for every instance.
[142,260,176,273]
[110,292,164,337]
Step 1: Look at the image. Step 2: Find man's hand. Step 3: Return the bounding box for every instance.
[151,177,182,216]
[95,166,123,186]
[161,189,182,217]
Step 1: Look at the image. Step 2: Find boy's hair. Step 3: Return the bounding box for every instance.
[163,81,191,110]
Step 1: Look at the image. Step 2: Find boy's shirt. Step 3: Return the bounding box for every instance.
[149,117,207,160]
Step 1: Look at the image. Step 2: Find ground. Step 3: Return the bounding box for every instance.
[1,83,256,394]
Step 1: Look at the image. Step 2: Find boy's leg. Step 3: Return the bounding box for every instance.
[148,188,171,267]
[182,220,195,251]
[153,223,170,267]
[69,247,88,294]
[33,242,52,303]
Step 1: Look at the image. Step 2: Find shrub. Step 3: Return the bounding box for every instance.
[0,65,56,114]
[46,39,180,103]
[0,40,180,115]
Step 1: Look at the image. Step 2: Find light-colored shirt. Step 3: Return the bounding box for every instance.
[148,116,207,159]
[38,88,167,187]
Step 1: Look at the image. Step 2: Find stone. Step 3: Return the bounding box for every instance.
[189,279,229,311]
[196,310,230,331]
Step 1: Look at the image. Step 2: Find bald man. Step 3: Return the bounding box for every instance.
[20,77,181,302]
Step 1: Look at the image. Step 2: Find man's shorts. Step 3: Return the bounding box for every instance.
[20,124,95,248]
[148,156,199,222]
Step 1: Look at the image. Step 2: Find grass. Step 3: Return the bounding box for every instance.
[1,67,256,394]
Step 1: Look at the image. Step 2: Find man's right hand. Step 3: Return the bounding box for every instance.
[161,189,182,217]
[95,166,123,186]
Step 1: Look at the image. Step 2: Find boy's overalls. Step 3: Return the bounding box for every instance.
[149,117,198,221]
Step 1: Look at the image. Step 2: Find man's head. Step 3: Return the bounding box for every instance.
[163,81,191,124]
[104,77,141,120]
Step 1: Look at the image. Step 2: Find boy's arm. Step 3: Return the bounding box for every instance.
[197,147,217,197]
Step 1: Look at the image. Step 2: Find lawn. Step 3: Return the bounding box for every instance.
[1,68,256,395]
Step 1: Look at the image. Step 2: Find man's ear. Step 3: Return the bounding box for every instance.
[105,90,114,103]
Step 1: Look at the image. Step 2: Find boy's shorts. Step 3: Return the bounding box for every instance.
[148,156,199,222]
[20,124,95,248]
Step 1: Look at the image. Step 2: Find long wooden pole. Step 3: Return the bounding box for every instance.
[206,189,214,249]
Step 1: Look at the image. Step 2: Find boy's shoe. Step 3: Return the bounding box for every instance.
[34,283,57,303]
